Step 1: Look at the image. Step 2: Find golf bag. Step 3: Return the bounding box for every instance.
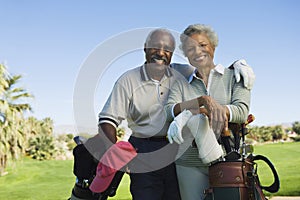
[204,154,280,200]
[204,115,280,200]
[69,136,124,200]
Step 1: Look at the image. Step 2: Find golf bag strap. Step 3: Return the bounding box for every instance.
[253,155,280,193]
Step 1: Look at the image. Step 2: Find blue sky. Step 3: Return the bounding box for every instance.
[1,0,300,128]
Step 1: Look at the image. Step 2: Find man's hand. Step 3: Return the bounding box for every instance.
[233,59,255,90]
[167,109,192,144]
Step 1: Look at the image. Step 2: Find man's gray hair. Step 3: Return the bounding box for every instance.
[145,28,176,47]
[180,24,218,54]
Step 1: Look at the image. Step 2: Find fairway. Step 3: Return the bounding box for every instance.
[254,142,300,197]
[0,142,299,199]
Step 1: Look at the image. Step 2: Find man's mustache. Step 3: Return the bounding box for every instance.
[151,54,168,63]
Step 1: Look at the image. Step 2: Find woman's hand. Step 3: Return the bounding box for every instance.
[197,96,228,137]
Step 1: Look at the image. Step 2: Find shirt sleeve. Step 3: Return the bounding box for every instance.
[99,79,130,127]
[227,79,251,123]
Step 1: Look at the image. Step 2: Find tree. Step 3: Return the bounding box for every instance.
[24,118,59,160]
[247,126,269,142]
[26,134,57,160]
[0,64,9,175]
[292,121,300,135]
[271,125,285,141]
[0,64,9,96]
[0,64,33,175]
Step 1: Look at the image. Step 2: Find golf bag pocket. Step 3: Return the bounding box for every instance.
[204,154,279,200]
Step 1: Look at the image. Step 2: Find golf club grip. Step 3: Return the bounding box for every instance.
[245,114,255,125]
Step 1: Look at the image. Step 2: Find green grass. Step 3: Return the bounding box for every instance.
[0,157,131,200]
[0,157,75,200]
[0,142,299,199]
[254,142,300,197]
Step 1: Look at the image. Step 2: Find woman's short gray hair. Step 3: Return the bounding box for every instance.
[180,24,218,55]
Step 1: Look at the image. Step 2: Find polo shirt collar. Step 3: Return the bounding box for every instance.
[140,63,173,81]
[188,64,225,83]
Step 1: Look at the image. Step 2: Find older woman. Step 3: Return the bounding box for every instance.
[165,24,251,200]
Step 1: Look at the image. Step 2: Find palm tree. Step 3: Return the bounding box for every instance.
[0,64,9,95]
[0,64,9,175]
[40,117,54,135]
[0,64,9,124]
[0,64,33,175]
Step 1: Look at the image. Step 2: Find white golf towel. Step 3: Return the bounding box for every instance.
[186,114,224,164]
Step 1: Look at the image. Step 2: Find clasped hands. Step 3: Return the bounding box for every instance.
[168,96,228,144]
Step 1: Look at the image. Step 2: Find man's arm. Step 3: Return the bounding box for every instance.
[170,63,195,80]
[82,123,117,162]
[173,96,229,135]
[99,123,117,144]
[171,60,255,90]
